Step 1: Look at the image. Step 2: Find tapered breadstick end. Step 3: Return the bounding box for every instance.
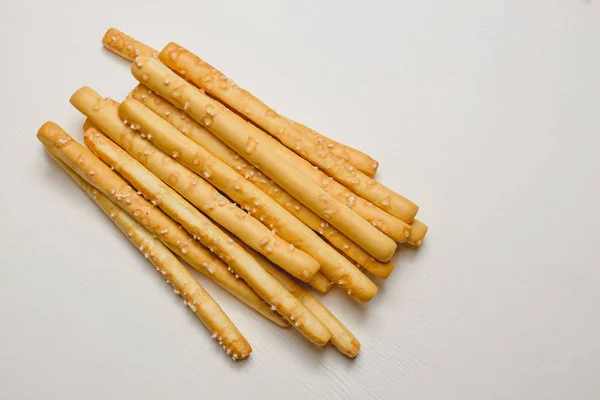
[38,121,70,148]
[102,28,158,62]
[406,219,428,247]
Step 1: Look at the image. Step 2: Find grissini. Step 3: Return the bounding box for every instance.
[119,96,378,302]
[48,153,251,360]
[129,86,395,279]
[79,129,329,346]
[128,86,410,246]
[237,239,360,357]
[131,57,396,263]
[304,269,334,293]
[286,118,378,177]
[72,88,320,283]
[102,28,157,61]
[84,127,319,284]
[159,43,418,222]
[101,28,377,178]
[73,88,319,282]
[98,31,413,244]
[37,121,285,327]
[406,219,428,247]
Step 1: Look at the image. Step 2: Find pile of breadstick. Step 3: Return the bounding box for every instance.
[37,28,428,360]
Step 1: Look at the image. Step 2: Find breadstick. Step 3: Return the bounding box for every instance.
[129,87,408,245]
[72,87,320,282]
[131,57,396,263]
[305,270,333,293]
[82,118,99,132]
[235,239,360,357]
[287,118,378,177]
[84,121,319,282]
[80,130,328,345]
[98,32,409,243]
[99,28,378,179]
[48,153,251,360]
[102,28,157,61]
[128,86,395,279]
[119,96,378,302]
[159,43,418,223]
[73,123,330,345]
[406,219,428,247]
[37,121,285,327]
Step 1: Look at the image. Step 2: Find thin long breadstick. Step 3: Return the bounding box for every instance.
[100,28,377,178]
[72,87,321,283]
[74,90,319,282]
[129,85,395,279]
[406,219,428,247]
[237,239,360,357]
[37,121,285,327]
[305,269,334,293]
[130,88,409,247]
[102,28,158,61]
[48,153,251,360]
[80,129,329,345]
[131,57,396,263]
[119,96,378,302]
[287,118,378,177]
[84,118,330,295]
[85,127,319,285]
[160,43,418,223]
[98,31,412,244]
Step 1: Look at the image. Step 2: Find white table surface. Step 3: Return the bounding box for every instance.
[2,1,599,399]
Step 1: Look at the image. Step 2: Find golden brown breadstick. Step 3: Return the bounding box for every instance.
[74,91,319,281]
[119,96,378,301]
[84,125,319,283]
[82,118,99,132]
[237,240,360,357]
[41,123,330,341]
[287,118,378,177]
[406,219,428,246]
[131,57,396,263]
[99,29,377,179]
[98,32,409,243]
[38,121,285,327]
[305,270,334,293]
[72,87,320,282]
[48,154,251,360]
[128,86,395,278]
[102,28,158,61]
[160,43,418,223]
[129,87,408,245]
[79,130,329,345]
